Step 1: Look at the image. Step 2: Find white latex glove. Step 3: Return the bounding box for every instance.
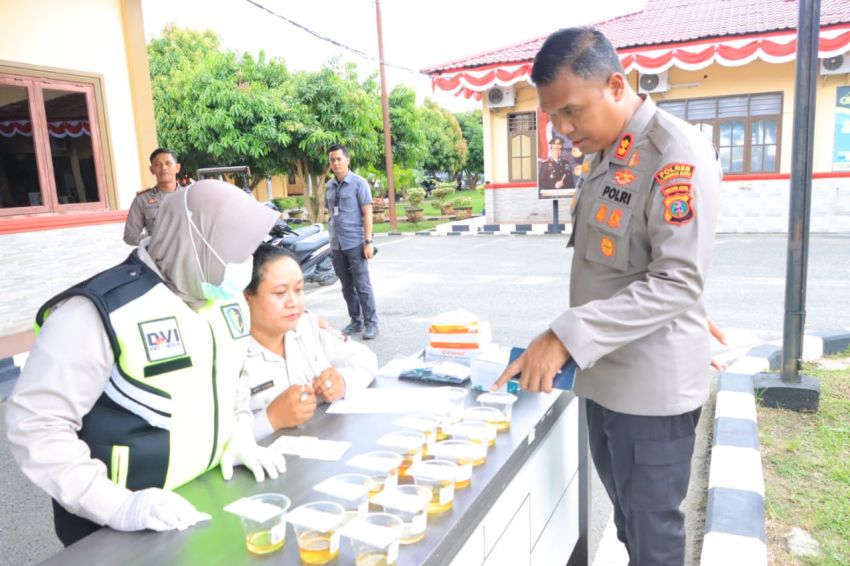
[220,421,287,482]
[108,488,208,532]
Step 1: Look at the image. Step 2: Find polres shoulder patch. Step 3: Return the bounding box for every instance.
[221,304,249,339]
[655,163,695,185]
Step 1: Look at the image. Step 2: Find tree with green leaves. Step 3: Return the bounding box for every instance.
[456,110,484,189]
[419,99,467,179]
[147,26,302,187]
[387,85,425,169]
[287,61,384,220]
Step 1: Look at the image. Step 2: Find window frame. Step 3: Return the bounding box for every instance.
[0,71,110,217]
[658,92,783,175]
[507,112,537,183]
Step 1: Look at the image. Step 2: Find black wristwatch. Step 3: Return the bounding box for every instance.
[364,239,373,244]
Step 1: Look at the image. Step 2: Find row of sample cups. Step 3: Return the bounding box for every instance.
[237,388,518,564]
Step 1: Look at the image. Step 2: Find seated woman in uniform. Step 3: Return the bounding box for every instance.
[242,243,377,440]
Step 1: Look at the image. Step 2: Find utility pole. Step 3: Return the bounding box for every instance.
[375,0,397,230]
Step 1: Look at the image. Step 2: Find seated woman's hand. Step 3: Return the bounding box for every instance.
[266,384,316,429]
[313,368,346,403]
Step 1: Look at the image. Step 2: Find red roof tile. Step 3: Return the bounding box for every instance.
[422,0,850,73]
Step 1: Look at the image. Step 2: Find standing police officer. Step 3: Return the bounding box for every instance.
[495,27,721,565]
[123,148,185,246]
[324,144,379,340]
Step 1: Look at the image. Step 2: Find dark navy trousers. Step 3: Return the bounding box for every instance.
[331,246,377,326]
[586,399,701,566]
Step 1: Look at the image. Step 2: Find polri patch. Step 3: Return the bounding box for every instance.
[655,163,695,185]
[662,183,695,225]
[139,317,185,362]
[221,304,249,339]
[614,132,634,160]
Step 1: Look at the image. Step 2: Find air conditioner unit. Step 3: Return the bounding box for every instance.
[638,71,670,94]
[486,86,516,108]
[820,53,850,75]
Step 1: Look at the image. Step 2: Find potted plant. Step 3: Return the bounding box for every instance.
[405,187,426,223]
[453,196,473,220]
[432,184,456,216]
[372,196,388,223]
[286,196,305,220]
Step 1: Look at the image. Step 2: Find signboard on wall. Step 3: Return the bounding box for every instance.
[833,86,850,172]
[536,109,586,199]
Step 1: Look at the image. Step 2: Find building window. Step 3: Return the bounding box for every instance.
[0,74,107,215]
[658,93,782,174]
[508,112,536,182]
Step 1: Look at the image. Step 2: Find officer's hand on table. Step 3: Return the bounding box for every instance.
[220,421,287,482]
[313,368,346,403]
[492,329,570,394]
[267,384,316,429]
[108,488,209,532]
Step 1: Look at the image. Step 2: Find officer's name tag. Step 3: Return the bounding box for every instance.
[140,317,186,362]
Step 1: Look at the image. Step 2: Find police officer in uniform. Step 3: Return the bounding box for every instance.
[241,244,376,440]
[538,137,573,190]
[123,148,186,246]
[6,181,286,546]
[495,28,721,565]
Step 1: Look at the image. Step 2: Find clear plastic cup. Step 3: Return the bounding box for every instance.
[435,387,469,440]
[476,391,518,431]
[371,484,431,545]
[393,414,441,452]
[235,493,291,555]
[429,439,484,488]
[346,451,403,498]
[286,500,345,565]
[409,459,458,515]
[376,430,427,477]
[342,512,404,566]
[462,406,507,432]
[447,420,498,448]
[313,473,372,523]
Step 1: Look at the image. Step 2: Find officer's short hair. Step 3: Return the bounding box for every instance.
[531,27,624,86]
[150,147,178,163]
[328,144,349,158]
[549,138,564,147]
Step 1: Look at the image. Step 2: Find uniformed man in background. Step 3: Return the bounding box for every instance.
[123,148,186,246]
[495,27,721,565]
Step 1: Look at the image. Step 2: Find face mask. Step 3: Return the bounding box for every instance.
[185,191,252,301]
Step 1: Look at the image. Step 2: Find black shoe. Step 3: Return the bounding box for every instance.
[363,325,379,340]
[342,321,365,336]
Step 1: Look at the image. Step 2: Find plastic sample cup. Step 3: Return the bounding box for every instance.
[372,484,431,545]
[313,473,372,523]
[376,430,427,477]
[234,493,291,556]
[394,414,442,452]
[447,420,498,448]
[409,459,458,515]
[476,391,518,431]
[462,406,508,432]
[346,451,403,498]
[435,387,469,440]
[341,512,404,566]
[429,439,484,487]
[286,501,345,565]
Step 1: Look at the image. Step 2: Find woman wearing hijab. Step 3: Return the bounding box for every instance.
[5,180,285,546]
[240,244,376,439]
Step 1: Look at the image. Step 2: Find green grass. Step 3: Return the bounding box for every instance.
[758,354,850,564]
[372,189,486,233]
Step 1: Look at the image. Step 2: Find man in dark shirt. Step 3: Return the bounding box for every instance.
[324,144,379,340]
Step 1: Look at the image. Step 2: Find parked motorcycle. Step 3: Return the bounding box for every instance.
[267,218,338,286]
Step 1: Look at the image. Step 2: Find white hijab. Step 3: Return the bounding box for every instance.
[147,180,279,310]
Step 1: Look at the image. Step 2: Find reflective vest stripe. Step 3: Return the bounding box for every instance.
[104,379,171,431]
[110,445,130,488]
[107,365,173,419]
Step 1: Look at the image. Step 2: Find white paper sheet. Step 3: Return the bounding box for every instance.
[269,435,351,461]
[326,387,456,415]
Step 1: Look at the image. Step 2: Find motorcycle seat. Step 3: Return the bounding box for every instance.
[290,231,328,254]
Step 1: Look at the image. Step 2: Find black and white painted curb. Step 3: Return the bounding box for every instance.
[701,330,850,565]
[417,223,571,236]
